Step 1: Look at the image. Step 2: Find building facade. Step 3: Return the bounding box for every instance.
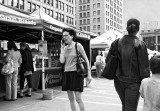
[141,29,160,52]
[76,0,123,35]
[0,0,76,27]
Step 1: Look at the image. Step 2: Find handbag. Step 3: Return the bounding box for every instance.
[75,42,88,78]
[102,38,119,80]
[1,58,14,75]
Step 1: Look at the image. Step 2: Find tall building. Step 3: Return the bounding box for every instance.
[141,21,160,30]
[0,0,76,27]
[76,0,123,35]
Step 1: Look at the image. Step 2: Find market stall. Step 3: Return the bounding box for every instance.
[0,5,91,96]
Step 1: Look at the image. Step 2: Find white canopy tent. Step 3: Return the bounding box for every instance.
[91,29,123,48]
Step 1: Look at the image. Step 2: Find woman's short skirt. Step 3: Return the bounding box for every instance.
[62,71,84,92]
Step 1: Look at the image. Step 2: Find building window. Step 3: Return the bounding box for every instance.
[80,6,82,11]
[80,20,83,25]
[66,16,68,23]
[83,19,86,24]
[0,0,5,4]
[62,14,64,22]
[93,4,96,8]
[55,0,58,8]
[97,10,100,15]
[50,10,53,17]
[14,0,19,8]
[8,0,13,6]
[83,26,86,31]
[58,1,61,9]
[32,4,36,12]
[87,26,90,31]
[87,12,90,17]
[93,11,96,16]
[46,9,50,15]
[80,13,82,18]
[97,25,100,30]
[93,18,96,23]
[19,0,24,10]
[87,5,90,10]
[83,12,86,18]
[55,12,58,20]
[97,18,100,22]
[93,25,96,30]
[43,7,46,12]
[97,3,100,8]
[87,19,90,24]
[80,27,82,31]
[27,2,31,12]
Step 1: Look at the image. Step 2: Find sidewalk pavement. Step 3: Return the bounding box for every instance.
[0,86,64,111]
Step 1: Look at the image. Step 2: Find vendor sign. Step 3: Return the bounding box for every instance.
[38,40,48,57]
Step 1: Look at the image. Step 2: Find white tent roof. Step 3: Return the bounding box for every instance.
[91,29,123,48]
[30,9,69,28]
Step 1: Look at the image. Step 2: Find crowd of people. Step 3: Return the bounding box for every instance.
[2,41,37,101]
[1,18,160,111]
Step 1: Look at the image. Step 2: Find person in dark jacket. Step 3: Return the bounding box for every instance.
[19,43,34,97]
[106,18,150,111]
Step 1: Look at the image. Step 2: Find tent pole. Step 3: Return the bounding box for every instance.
[41,30,45,90]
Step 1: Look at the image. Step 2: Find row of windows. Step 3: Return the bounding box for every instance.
[43,0,74,6]
[80,19,90,25]
[93,3,100,9]
[79,26,90,31]
[79,0,90,4]
[7,0,24,9]
[79,12,90,18]
[27,2,74,25]
[79,5,90,11]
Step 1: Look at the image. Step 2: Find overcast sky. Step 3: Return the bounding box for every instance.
[123,0,160,31]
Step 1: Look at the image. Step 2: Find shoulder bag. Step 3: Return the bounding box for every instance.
[1,58,14,75]
[75,42,88,78]
[102,38,119,80]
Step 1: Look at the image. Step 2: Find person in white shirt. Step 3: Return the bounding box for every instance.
[139,54,160,111]
[95,50,103,78]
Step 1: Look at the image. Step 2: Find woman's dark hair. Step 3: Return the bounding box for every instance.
[150,55,160,74]
[7,41,18,51]
[20,42,30,50]
[62,28,77,41]
[126,18,140,34]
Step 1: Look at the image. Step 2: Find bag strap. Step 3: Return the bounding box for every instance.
[75,42,80,63]
[135,47,141,78]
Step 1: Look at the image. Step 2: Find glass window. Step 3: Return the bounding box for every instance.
[19,0,24,9]
[97,10,100,15]
[0,0,4,4]
[93,25,96,30]
[93,11,96,16]
[55,12,58,20]
[80,6,82,11]
[80,20,82,25]
[80,13,82,18]
[87,26,90,31]
[32,4,36,12]
[50,10,54,17]
[8,0,13,6]
[87,19,90,24]
[97,3,100,8]
[87,5,90,10]
[58,13,61,21]
[43,7,46,12]
[93,18,96,23]
[83,26,86,31]
[14,0,19,8]
[87,12,90,17]
[46,9,50,15]
[97,18,100,22]
[97,25,100,30]
[93,4,96,8]
[62,14,64,22]
[62,2,64,10]
[27,2,31,12]
[55,0,58,8]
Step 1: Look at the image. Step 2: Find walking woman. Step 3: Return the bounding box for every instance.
[4,41,22,101]
[19,43,34,97]
[106,18,150,111]
[60,28,92,111]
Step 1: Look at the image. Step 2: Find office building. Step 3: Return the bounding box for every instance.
[0,0,75,27]
[76,0,123,35]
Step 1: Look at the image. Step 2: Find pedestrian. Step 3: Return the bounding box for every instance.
[18,43,34,98]
[107,18,150,111]
[4,41,22,101]
[139,54,160,111]
[60,28,92,111]
[95,50,103,78]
